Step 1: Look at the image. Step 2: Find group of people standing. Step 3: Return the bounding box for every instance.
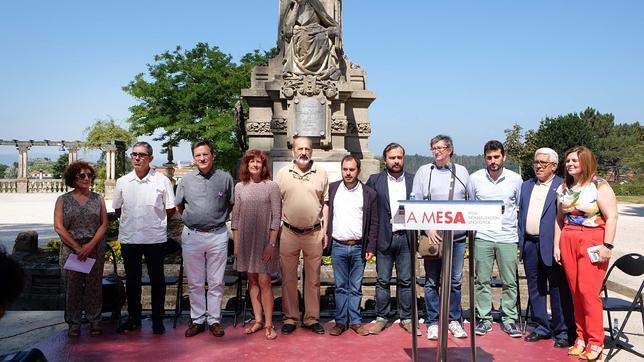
[54,135,617,360]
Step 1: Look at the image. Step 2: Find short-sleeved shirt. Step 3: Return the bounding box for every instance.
[467,167,523,243]
[175,168,234,230]
[112,168,175,244]
[275,161,329,228]
[556,177,607,228]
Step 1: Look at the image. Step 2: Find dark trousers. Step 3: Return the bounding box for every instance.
[121,243,166,322]
[523,238,575,340]
[375,233,412,320]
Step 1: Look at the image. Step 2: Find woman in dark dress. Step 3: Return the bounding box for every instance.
[54,161,108,336]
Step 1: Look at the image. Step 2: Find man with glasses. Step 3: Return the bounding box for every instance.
[112,141,175,334]
[412,135,469,340]
[518,148,574,347]
[466,140,523,338]
[275,136,329,335]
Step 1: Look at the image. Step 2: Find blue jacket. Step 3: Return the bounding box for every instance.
[518,175,563,267]
[365,170,415,252]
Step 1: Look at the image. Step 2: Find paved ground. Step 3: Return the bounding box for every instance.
[0,193,642,360]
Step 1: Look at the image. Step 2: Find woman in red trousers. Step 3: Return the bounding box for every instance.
[554,146,618,361]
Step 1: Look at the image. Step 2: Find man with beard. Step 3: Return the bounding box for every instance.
[275,136,329,335]
[466,140,523,338]
[365,143,419,335]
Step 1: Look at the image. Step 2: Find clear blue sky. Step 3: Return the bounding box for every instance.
[1,0,642,165]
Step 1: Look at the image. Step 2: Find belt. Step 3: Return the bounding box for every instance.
[283,222,321,234]
[186,224,225,233]
[525,234,540,242]
[392,230,407,236]
[334,239,360,246]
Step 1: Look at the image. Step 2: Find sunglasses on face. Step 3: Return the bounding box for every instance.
[77,172,94,180]
[130,152,150,158]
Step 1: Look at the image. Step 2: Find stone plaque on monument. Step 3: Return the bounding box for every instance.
[294,97,326,137]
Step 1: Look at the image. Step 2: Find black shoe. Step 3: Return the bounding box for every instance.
[152,321,166,335]
[524,331,551,342]
[281,323,296,335]
[554,338,569,348]
[117,318,141,333]
[304,322,325,334]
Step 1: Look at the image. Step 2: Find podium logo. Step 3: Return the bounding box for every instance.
[406,211,466,225]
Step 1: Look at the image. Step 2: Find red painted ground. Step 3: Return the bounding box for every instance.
[31,320,577,362]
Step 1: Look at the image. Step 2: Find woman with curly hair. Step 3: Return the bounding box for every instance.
[54,160,108,336]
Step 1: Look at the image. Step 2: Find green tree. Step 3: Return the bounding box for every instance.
[602,122,641,180]
[84,118,137,149]
[52,153,69,178]
[531,112,596,178]
[503,123,537,178]
[123,43,276,172]
[4,164,17,179]
[0,164,8,179]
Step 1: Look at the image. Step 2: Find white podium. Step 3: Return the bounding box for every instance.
[397,200,503,362]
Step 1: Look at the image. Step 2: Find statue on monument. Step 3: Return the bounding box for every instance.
[279,0,342,81]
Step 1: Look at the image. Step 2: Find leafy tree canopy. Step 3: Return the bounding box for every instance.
[123,42,276,172]
[84,118,137,149]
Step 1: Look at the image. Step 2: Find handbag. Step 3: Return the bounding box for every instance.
[417,165,457,259]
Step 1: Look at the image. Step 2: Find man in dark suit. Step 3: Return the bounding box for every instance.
[327,155,379,336]
[518,147,574,348]
[365,143,419,335]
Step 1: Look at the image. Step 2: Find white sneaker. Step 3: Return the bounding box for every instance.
[427,324,438,340]
[448,321,468,338]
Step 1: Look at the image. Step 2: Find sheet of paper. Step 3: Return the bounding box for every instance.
[63,254,96,274]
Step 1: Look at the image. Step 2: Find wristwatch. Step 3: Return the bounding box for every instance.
[603,242,614,250]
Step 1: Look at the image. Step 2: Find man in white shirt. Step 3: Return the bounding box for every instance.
[365,143,419,335]
[112,141,175,334]
[327,155,378,337]
[466,140,523,338]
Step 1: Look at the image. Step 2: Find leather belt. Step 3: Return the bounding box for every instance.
[334,239,360,246]
[186,224,225,233]
[283,222,321,234]
[525,234,540,242]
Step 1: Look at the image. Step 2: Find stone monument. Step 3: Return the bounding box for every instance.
[242,0,379,180]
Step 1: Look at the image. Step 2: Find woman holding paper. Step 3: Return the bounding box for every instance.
[54,161,108,337]
[554,146,618,360]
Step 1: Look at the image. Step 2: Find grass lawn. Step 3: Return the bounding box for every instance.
[617,195,644,204]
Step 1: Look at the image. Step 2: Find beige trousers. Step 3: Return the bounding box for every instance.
[279,227,323,325]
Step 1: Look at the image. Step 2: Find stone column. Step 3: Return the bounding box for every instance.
[67,144,79,164]
[16,143,30,192]
[103,144,117,198]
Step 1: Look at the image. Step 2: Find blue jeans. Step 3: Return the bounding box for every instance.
[331,240,365,325]
[424,240,466,325]
[375,233,413,320]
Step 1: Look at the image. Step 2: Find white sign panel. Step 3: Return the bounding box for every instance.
[397,200,503,231]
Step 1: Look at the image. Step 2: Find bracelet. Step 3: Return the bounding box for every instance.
[603,242,614,250]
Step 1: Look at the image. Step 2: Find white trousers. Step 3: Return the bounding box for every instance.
[182,226,229,325]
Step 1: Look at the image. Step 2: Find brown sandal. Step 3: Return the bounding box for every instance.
[265,325,277,340]
[245,321,264,334]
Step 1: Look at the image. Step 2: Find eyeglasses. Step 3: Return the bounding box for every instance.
[431,145,449,152]
[533,161,553,167]
[77,172,94,180]
[130,152,150,158]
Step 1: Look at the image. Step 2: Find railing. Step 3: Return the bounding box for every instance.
[28,179,68,193]
[0,179,18,193]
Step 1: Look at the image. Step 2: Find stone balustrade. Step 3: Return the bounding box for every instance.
[27,179,68,193]
[0,179,18,193]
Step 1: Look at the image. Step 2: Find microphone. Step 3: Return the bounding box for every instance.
[446,164,469,200]
[427,165,435,200]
